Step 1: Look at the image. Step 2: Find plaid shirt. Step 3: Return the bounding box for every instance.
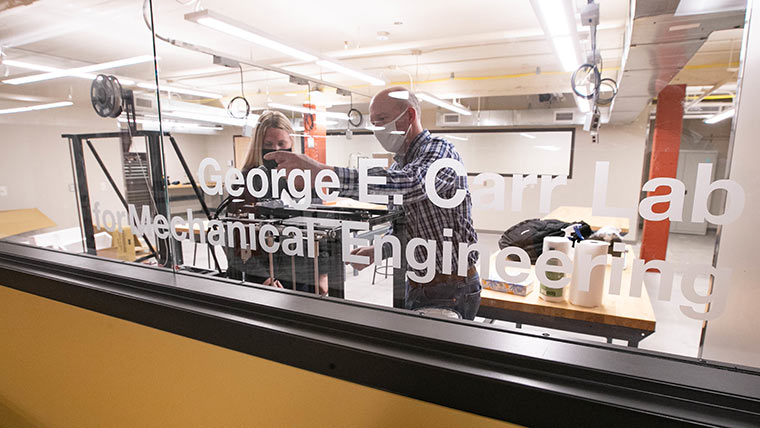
[334,130,478,275]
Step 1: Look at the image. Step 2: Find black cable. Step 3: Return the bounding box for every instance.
[238,64,245,98]
[571,64,601,100]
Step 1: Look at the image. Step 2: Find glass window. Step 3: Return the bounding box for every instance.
[2,0,758,371]
[0,1,169,267]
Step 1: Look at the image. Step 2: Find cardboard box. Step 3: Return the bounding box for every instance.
[481,276,535,296]
[94,225,136,261]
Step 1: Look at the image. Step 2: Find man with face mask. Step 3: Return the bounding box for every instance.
[264,86,480,320]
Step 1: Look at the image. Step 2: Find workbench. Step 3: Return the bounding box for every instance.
[477,246,656,347]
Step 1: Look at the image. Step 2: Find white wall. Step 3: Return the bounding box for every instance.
[326,133,386,168]
[0,104,238,231]
[204,128,237,171]
[0,105,118,229]
[702,2,760,368]
[163,133,212,184]
[469,115,649,232]
[325,116,648,233]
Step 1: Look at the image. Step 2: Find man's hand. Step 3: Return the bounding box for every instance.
[263,277,284,288]
[347,245,375,271]
[263,151,330,186]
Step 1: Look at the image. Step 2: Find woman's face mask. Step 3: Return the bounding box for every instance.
[261,147,291,170]
[373,109,411,153]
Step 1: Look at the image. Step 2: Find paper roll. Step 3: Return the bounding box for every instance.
[539,237,573,302]
[568,240,610,308]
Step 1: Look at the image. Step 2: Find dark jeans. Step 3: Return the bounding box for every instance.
[405,270,482,320]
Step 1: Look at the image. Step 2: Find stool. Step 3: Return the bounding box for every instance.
[372,256,393,285]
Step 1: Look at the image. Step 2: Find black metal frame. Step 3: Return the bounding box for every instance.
[236,204,407,303]
[0,241,757,427]
[63,130,218,269]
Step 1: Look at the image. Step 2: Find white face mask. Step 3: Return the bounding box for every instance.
[373,110,410,153]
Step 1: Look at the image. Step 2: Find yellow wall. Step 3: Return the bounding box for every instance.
[0,285,519,428]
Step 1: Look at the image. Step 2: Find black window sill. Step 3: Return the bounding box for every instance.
[0,241,758,427]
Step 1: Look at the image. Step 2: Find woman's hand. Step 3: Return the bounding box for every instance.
[263,151,331,187]
[346,246,375,271]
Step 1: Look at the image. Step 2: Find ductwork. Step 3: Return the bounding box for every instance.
[610,0,745,123]
[434,109,587,127]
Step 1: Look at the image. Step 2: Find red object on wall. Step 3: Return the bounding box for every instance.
[302,104,326,163]
[640,84,686,262]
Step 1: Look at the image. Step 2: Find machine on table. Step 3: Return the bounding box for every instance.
[221,202,408,306]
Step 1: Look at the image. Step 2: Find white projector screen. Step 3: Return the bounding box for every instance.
[325,129,574,177]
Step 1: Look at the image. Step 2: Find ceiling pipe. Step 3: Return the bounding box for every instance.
[140,0,370,99]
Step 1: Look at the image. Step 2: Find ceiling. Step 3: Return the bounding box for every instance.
[0,0,744,125]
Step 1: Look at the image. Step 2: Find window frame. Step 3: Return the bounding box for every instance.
[0,241,758,427]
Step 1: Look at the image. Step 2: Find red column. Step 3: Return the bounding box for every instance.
[640,84,686,262]
[302,103,326,163]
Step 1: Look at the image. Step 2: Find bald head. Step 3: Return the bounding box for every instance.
[369,86,421,126]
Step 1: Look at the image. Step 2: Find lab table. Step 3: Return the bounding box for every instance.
[477,247,656,347]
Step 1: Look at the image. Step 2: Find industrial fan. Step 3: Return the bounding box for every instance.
[91,74,137,134]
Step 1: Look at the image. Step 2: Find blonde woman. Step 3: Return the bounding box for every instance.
[242,110,295,172]
[227,111,329,295]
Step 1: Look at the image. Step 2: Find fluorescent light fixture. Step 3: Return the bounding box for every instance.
[315,118,338,126]
[575,97,590,113]
[535,0,570,36]
[443,134,468,141]
[552,36,580,73]
[530,0,581,72]
[284,92,298,97]
[536,145,560,151]
[3,59,64,73]
[365,125,384,131]
[185,10,317,62]
[136,82,222,99]
[3,55,155,85]
[118,117,220,129]
[316,60,385,86]
[3,59,135,85]
[119,118,223,135]
[520,133,537,139]
[185,10,384,87]
[267,102,349,120]
[0,101,73,115]
[164,110,258,127]
[416,92,472,116]
[704,108,735,124]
